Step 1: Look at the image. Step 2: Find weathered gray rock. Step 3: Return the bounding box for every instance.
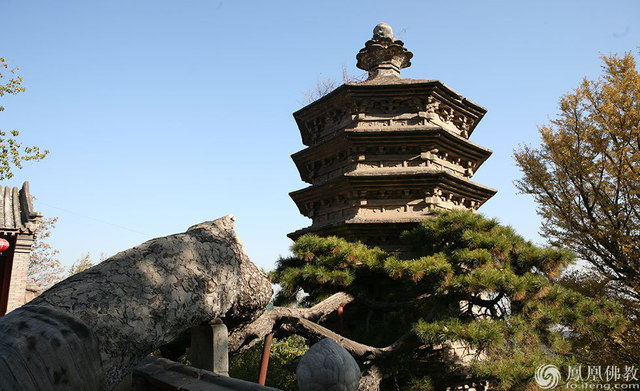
[0,215,272,390]
[296,338,360,391]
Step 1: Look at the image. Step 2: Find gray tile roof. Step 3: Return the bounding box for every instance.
[0,182,41,234]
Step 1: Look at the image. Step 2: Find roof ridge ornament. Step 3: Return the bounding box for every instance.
[356,23,413,80]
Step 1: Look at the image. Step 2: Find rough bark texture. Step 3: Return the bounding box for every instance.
[357,370,382,390]
[229,292,354,354]
[1,215,272,390]
[0,305,105,390]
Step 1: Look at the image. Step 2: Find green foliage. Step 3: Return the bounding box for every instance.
[406,376,434,391]
[558,266,640,365]
[229,335,308,390]
[273,210,626,390]
[0,57,48,180]
[68,252,98,276]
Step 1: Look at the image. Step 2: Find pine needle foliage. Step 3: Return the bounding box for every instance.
[559,266,640,366]
[273,210,626,390]
[67,252,96,276]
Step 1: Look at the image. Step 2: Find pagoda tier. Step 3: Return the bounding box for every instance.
[288,171,496,241]
[292,128,492,186]
[294,79,487,148]
[289,23,497,247]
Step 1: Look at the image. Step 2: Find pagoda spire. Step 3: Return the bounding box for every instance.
[356,23,413,80]
[289,24,496,253]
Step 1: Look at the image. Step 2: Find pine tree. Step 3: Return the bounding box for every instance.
[272,210,625,390]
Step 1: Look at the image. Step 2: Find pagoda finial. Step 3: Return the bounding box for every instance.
[356,23,413,80]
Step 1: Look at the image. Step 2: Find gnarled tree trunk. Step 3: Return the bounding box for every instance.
[228,292,422,391]
[0,215,272,390]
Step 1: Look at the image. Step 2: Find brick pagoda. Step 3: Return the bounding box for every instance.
[289,23,496,251]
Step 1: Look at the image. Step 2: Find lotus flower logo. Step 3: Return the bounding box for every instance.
[535,364,561,389]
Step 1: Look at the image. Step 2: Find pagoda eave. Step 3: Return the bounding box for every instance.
[294,80,488,147]
[290,171,497,199]
[287,221,421,244]
[292,128,493,184]
[290,171,497,217]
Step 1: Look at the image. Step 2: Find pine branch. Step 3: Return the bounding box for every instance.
[228,292,354,354]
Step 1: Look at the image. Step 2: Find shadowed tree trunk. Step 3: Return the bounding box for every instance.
[0,215,272,390]
[228,292,421,390]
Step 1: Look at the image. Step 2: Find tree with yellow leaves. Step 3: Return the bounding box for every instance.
[0,57,48,180]
[514,52,640,366]
[514,52,640,302]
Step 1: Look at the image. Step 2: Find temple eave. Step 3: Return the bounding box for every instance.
[290,172,497,201]
[288,221,421,242]
[292,128,493,160]
[294,80,488,147]
[292,129,493,184]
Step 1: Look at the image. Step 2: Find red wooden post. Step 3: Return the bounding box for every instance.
[257,332,274,385]
[338,302,346,334]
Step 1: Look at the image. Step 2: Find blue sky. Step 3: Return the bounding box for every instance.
[1,0,639,270]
